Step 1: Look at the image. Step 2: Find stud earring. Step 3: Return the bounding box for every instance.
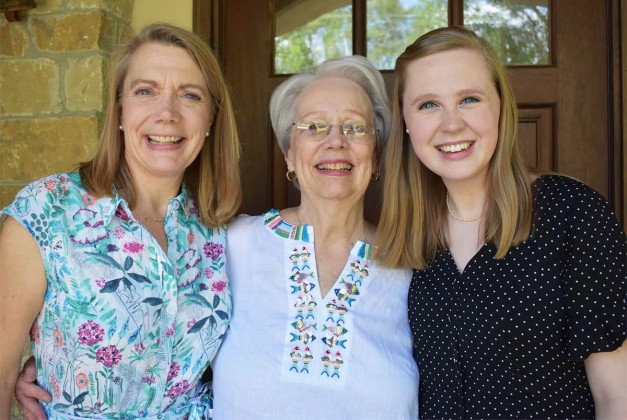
[119,125,123,131]
[205,131,210,137]
[405,128,409,133]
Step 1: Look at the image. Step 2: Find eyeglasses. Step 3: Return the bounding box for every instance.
[292,121,376,140]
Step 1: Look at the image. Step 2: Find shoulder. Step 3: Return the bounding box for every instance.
[534,174,612,214]
[370,264,413,285]
[2,173,85,219]
[227,213,264,233]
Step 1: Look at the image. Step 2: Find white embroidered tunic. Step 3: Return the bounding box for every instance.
[212,209,418,419]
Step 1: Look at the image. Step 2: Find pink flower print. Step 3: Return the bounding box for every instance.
[114,206,130,221]
[77,320,105,345]
[123,241,144,254]
[30,324,41,345]
[95,278,107,289]
[204,268,214,279]
[95,345,122,367]
[113,226,125,239]
[44,179,59,192]
[75,373,89,389]
[187,232,195,245]
[134,342,145,354]
[142,375,157,384]
[166,322,176,337]
[186,319,196,329]
[167,380,190,399]
[82,193,96,206]
[49,373,61,398]
[211,280,227,292]
[53,328,63,348]
[203,242,224,260]
[167,361,180,382]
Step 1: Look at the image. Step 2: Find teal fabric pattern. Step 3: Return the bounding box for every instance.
[1,172,230,419]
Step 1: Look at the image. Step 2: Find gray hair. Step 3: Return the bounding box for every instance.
[269,55,391,158]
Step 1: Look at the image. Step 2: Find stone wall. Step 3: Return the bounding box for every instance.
[0,1,133,418]
[0,0,134,211]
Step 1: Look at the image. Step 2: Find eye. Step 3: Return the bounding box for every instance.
[461,96,479,105]
[134,88,153,96]
[183,92,202,101]
[344,124,367,137]
[418,101,437,110]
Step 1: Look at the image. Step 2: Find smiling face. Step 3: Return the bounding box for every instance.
[286,76,377,205]
[402,48,500,187]
[119,42,213,185]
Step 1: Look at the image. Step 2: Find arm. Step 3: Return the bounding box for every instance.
[0,217,47,418]
[15,356,50,420]
[585,339,627,419]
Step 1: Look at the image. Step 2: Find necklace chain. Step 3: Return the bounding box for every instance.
[445,193,486,222]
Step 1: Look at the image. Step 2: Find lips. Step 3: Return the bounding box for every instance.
[437,141,472,153]
[148,135,183,145]
[315,162,353,172]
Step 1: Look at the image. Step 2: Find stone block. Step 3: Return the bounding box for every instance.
[0,58,61,115]
[66,55,104,111]
[30,12,104,52]
[0,117,100,180]
[28,0,65,14]
[66,0,135,18]
[0,20,29,56]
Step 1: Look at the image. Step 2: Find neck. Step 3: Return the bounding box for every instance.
[125,176,183,223]
[293,196,371,244]
[444,179,488,221]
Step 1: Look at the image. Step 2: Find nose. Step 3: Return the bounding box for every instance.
[441,108,464,132]
[324,125,348,149]
[154,94,181,123]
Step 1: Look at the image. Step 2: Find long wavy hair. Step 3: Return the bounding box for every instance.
[375,26,534,269]
[79,23,241,227]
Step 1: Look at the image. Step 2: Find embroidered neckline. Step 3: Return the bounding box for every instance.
[262,209,373,259]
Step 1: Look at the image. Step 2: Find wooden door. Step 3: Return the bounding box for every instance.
[195,0,624,225]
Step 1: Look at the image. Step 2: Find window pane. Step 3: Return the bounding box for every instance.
[274,0,352,75]
[367,0,448,70]
[464,0,550,65]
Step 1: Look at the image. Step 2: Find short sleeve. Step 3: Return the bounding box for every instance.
[1,176,60,249]
[561,181,626,360]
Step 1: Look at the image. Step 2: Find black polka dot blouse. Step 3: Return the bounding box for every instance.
[408,175,626,419]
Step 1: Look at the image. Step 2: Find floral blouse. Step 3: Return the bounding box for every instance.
[1,172,231,419]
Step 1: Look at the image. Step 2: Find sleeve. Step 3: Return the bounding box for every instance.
[561,181,626,360]
[0,176,59,249]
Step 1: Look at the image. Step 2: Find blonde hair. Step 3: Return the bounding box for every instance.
[375,26,533,269]
[79,23,241,227]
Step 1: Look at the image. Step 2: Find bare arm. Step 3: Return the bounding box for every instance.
[584,339,627,419]
[0,217,47,418]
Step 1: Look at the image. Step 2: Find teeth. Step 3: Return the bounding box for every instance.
[316,162,353,171]
[438,142,471,153]
[148,135,182,144]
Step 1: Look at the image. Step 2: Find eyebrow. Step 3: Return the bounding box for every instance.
[127,79,209,96]
[408,88,485,107]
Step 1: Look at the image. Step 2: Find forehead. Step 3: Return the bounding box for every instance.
[124,42,205,84]
[295,76,372,118]
[404,48,493,91]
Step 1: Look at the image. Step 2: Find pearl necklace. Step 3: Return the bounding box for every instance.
[445,193,486,222]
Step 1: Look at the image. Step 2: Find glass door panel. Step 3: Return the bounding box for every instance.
[274,0,353,74]
[366,0,448,70]
[464,0,550,65]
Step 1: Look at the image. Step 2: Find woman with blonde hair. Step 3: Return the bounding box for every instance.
[377,26,626,418]
[0,23,240,418]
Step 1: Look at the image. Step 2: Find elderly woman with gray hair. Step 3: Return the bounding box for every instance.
[210,55,418,419]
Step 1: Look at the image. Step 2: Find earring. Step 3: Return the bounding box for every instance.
[119,125,123,131]
[205,131,210,137]
[405,128,409,133]
[370,172,380,182]
[286,171,296,183]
